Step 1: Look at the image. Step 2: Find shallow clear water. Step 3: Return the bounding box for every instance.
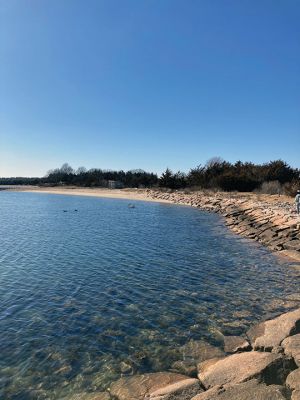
[0,192,299,399]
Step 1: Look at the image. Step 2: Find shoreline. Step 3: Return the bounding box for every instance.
[8,185,300,262]
[9,186,173,204]
[144,189,300,263]
[2,186,300,399]
[105,307,300,400]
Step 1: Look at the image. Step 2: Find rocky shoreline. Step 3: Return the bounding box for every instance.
[70,308,300,400]
[145,190,300,262]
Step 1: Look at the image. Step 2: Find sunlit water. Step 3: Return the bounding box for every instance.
[0,192,299,399]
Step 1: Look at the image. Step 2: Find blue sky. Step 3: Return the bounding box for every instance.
[0,0,299,177]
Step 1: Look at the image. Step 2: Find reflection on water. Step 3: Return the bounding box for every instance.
[0,192,299,399]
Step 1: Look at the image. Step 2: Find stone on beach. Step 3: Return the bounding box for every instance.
[109,372,202,400]
[286,368,300,391]
[191,379,287,400]
[197,351,291,389]
[247,308,300,351]
[282,333,300,366]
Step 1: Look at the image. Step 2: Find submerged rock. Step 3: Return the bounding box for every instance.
[109,372,202,400]
[119,361,133,375]
[171,360,197,377]
[67,393,111,400]
[247,308,300,351]
[191,379,287,400]
[197,351,292,389]
[223,336,251,353]
[180,340,225,363]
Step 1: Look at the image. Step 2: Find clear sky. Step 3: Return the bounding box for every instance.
[0,0,299,177]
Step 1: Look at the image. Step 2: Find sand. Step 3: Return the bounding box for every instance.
[14,186,172,203]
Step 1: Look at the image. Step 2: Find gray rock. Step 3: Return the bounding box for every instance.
[223,336,251,353]
[197,351,292,389]
[258,229,277,242]
[247,308,300,351]
[191,379,287,400]
[286,368,300,391]
[282,333,300,366]
[109,372,202,400]
[283,240,300,251]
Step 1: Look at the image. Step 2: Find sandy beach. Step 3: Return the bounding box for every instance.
[9,185,296,206]
[15,186,172,203]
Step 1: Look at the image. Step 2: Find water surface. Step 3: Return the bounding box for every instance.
[0,192,299,399]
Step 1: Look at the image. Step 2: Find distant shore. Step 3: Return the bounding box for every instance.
[8,186,172,203]
[5,185,300,262]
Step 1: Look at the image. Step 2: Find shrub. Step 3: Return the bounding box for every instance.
[283,180,300,197]
[258,181,283,195]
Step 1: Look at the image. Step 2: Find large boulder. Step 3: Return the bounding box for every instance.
[191,379,287,400]
[247,308,300,351]
[197,351,291,389]
[109,372,202,400]
[282,333,300,366]
[286,368,300,391]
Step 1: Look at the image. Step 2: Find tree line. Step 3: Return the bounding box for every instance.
[159,158,299,195]
[0,164,157,189]
[0,159,299,195]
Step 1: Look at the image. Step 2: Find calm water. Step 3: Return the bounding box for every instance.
[0,192,299,399]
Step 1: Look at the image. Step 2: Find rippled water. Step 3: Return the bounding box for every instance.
[0,192,299,399]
